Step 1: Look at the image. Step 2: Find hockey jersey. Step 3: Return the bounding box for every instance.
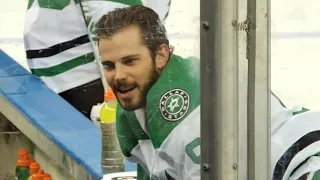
[24,0,101,93]
[116,54,200,180]
[116,55,320,180]
[271,93,320,180]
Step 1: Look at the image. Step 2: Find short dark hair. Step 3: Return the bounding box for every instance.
[95,5,170,59]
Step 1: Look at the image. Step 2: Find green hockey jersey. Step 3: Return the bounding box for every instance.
[115,55,320,180]
[116,54,200,180]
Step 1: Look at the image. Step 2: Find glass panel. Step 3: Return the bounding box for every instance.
[271,1,320,180]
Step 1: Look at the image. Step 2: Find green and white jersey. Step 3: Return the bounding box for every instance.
[271,93,320,180]
[87,0,171,25]
[116,54,200,180]
[116,55,320,180]
[24,0,171,93]
[24,0,101,93]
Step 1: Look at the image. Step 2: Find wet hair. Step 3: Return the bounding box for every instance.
[95,5,170,59]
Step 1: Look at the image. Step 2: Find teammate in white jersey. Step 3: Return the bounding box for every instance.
[271,94,320,180]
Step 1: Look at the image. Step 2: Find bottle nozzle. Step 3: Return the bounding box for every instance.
[104,87,116,101]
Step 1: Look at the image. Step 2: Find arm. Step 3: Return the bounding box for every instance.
[271,94,320,180]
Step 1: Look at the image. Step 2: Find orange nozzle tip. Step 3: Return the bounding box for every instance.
[18,149,28,154]
[16,159,29,167]
[30,162,40,167]
[43,175,52,180]
[104,87,116,100]
[18,149,29,158]
[38,169,44,174]
[29,162,41,174]
[32,174,43,180]
[32,169,47,180]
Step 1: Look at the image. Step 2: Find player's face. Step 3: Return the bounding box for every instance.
[99,26,167,111]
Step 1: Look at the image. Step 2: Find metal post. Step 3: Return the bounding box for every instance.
[247,0,270,178]
[200,0,270,179]
[200,0,239,179]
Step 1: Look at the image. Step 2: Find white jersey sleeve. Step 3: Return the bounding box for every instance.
[270,93,320,180]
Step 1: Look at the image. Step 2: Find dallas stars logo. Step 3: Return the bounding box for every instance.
[159,89,190,121]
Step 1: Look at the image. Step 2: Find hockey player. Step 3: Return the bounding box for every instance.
[96,5,320,180]
[24,0,104,119]
[23,0,170,119]
[96,5,199,179]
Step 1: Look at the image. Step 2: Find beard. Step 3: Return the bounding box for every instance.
[113,63,160,111]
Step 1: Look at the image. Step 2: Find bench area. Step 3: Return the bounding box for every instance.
[0,50,136,180]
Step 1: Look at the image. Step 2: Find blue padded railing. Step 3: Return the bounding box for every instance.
[0,50,137,179]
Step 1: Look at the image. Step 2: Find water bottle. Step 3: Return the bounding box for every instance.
[100,87,124,173]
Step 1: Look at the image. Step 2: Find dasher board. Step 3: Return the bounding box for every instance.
[0,50,137,179]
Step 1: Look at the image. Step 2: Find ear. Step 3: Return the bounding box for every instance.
[155,44,170,70]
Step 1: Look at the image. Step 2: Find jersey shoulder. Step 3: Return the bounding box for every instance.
[146,55,200,149]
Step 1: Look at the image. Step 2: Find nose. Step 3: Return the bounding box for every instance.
[114,66,127,81]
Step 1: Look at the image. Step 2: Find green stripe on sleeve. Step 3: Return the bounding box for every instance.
[104,0,143,6]
[30,53,95,77]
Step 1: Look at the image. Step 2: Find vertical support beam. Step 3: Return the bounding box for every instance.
[200,0,240,179]
[200,0,222,178]
[237,0,249,179]
[201,0,270,178]
[247,0,270,179]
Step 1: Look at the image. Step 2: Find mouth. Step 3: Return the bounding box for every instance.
[117,85,136,95]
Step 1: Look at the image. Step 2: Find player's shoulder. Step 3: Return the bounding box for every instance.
[145,54,200,148]
[171,54,200,72]
[271,92,320,180]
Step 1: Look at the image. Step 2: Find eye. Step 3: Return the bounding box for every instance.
[123,59,136,65]
[102,62,115,70]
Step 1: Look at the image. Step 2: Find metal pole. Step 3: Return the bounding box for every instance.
[247,0,270,178]
[201,0,270,179]
[200,0,222,178]
[200,0,239,179]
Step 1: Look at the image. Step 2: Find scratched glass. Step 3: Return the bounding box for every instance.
[271,0,320,180]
